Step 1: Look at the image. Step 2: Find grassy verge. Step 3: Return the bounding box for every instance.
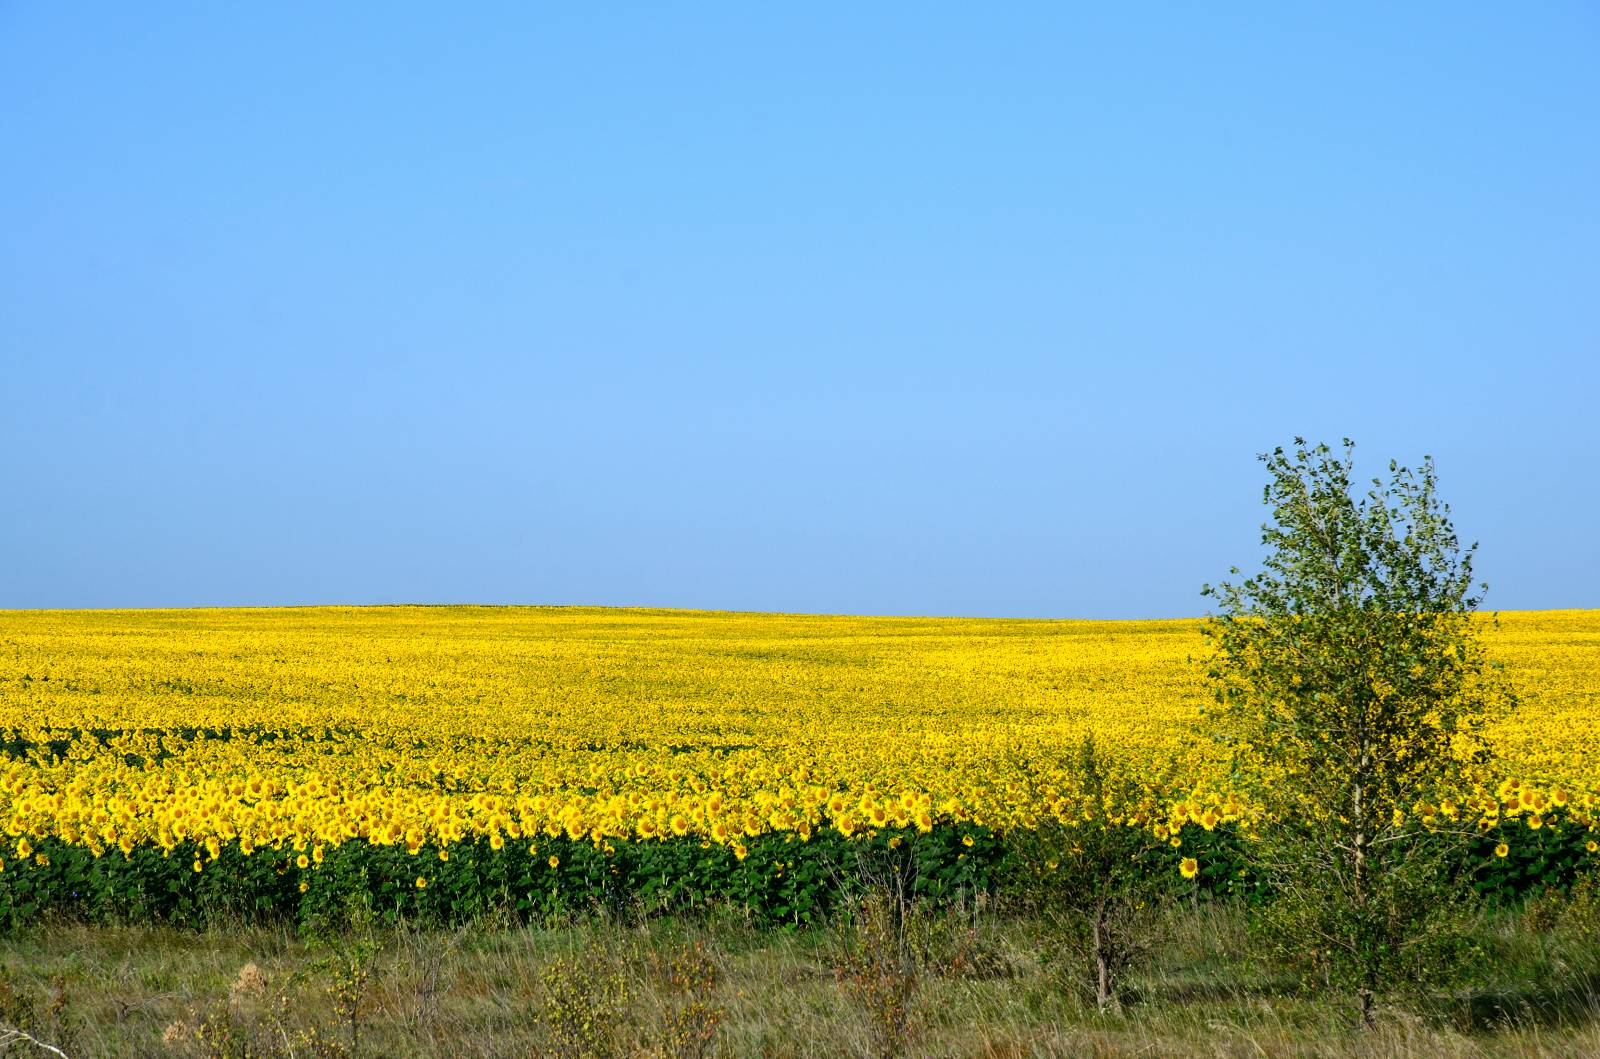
[1,898,1598,1058]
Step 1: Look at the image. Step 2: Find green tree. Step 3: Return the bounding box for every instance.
[1010,737,1175,1013]
[1201,438,1515,1027]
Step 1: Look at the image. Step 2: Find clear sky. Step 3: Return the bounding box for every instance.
[2,4,1596,618]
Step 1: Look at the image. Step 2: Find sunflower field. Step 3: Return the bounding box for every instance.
[1,607,1596,926]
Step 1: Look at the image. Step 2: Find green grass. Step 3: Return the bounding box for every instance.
[1,899,1598,1058]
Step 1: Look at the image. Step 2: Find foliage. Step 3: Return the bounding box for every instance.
[1558,869,1600,944]
[533,952,633,1059]
[0,820,1591,933]
[0,967,78,1057]
[1249,834,1488,1005]
[1009,737,1186,1011]
[832,887,920,1059]
[0,827,1006,931]
[1201,438,1518,1025]
[1471,814,1600,903]
[307,936,379,1055]
[903,902,1013,980]
[643,940,724,1059]
[1521,865,1600,950]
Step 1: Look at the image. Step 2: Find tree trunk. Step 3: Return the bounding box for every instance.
[1352,736,1374,1031]
[1093,904,1117,1013]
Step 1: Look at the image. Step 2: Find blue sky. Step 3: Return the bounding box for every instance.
[3,4,1596,618]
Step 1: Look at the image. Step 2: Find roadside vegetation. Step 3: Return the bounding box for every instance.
[2,891,1598,1058]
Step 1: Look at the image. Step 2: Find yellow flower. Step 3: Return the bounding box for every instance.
[5,605,1598,897]
[1179,857,1199,879]
[415,876,427,889]
[548,855,560,869]
[1495,843,1509,858]
[295,854,309,869]
[961,835,974,848]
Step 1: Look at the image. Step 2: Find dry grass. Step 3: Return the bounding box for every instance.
[0,902,1596,1058]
